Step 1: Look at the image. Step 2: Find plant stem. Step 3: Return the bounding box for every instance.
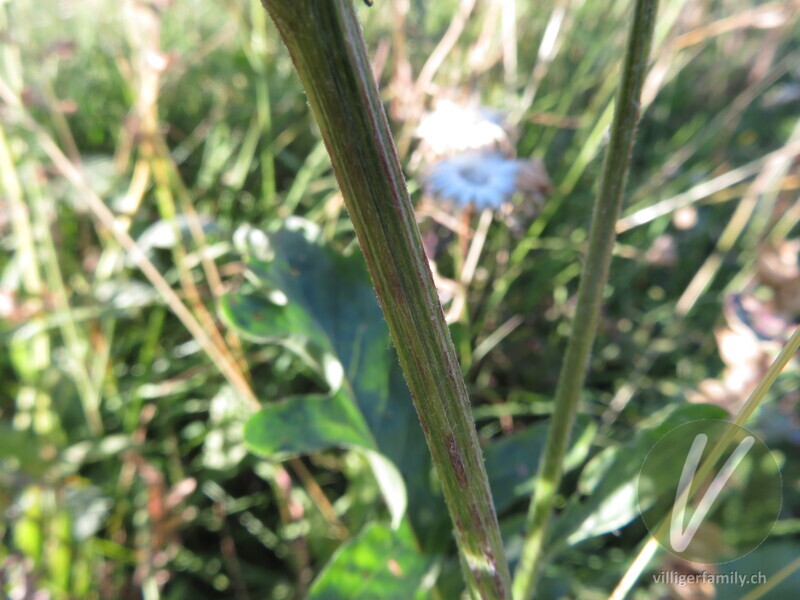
[260,1,511,597]
[511,0,658,598]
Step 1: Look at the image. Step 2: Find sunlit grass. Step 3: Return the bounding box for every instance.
[2,0,798,598]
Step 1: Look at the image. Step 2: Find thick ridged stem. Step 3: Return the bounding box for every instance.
[260,1,511,597]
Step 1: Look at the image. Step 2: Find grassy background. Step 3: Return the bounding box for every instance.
[2,0,799,598]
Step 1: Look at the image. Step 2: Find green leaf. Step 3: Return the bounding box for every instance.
[550,403,728,549]
[244,391,374,459]
[362,451,409,533]
[243,391,412,527]
[309,521,433,600]
[222,220,438,531]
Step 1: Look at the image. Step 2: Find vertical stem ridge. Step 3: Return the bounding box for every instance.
[260,1,512,597]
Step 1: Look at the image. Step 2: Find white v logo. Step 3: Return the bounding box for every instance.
[669,433,755,552]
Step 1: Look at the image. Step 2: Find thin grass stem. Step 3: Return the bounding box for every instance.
[512,1,659,597]
[609,322,800,600]
[739,556,800,600]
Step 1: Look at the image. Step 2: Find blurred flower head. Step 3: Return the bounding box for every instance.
[424,152,521,210]
[414,99,514,162]
[414,97,552,223]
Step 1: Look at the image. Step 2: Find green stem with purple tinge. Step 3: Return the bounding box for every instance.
[511,0,658,598]
[260,1,511,597]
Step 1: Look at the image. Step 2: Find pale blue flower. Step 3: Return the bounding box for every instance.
[425,152,521,209]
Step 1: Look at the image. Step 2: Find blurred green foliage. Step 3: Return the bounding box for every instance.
[1,0,799,598]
